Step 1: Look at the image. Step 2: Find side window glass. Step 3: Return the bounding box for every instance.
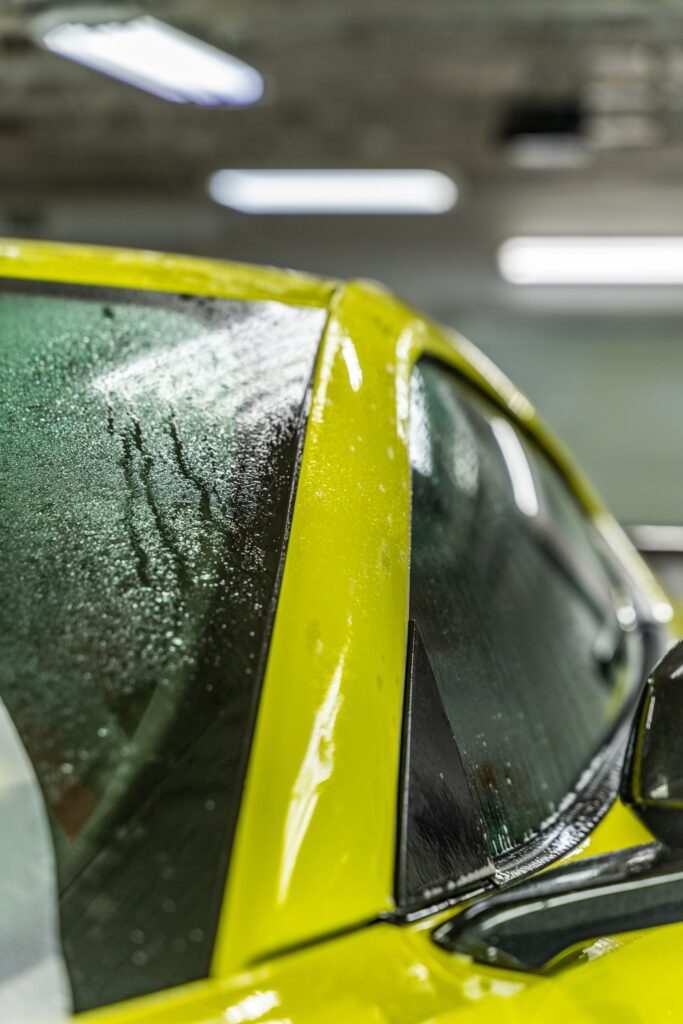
[403,358,644,899]
[0,283,324,1011]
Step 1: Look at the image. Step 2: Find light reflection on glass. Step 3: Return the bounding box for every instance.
[491,417,539,517]
[408,372,433,477]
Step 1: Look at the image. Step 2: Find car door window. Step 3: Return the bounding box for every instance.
[404,357,645,896]
[0,281,324,1011]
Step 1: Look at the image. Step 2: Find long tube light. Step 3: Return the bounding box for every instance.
[207,169,458,215]
[33,6,264,106]
[499,237,683,285]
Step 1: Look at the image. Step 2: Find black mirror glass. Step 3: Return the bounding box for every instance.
[622,639,683,847]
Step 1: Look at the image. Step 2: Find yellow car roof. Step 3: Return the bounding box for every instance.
[0,238,337,309]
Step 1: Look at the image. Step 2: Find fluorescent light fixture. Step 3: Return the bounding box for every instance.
[32,5,263,106]
[207,169,458,215]
[499,236,683,285]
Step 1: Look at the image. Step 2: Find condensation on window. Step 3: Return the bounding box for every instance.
[0,282,326,1010]
[408,359,643,862]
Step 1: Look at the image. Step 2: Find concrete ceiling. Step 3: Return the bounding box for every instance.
[3,1,683,187]
[3,1,683,523]
[3,1,683,315]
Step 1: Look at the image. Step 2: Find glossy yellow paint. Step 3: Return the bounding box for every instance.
[672,599,683,636]
[73,893,683,1024]
[212,278,672,978]
[73,808,669,1024]
[0,238,336,308]
[0,241,677,1024]
[213,281,417,972]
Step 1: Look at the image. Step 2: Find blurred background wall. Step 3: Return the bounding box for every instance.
[3,0,683,527]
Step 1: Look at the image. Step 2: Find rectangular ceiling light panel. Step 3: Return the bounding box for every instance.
[499,237,683,285]
[207,169,458,215]
[35,9,263,106]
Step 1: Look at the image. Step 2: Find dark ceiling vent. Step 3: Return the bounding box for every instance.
[498,97,585,144]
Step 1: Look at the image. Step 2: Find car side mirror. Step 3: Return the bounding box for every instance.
[621,638,683,848]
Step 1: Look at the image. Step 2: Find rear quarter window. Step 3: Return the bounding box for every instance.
[405,357,646,889]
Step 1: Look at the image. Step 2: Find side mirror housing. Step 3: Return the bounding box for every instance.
[622,639,683,847]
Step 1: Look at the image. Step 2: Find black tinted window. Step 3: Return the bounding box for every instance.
[0,282,324,1010]
[408,359,643,863]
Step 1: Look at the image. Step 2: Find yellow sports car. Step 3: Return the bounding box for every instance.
[1,240,683,1024]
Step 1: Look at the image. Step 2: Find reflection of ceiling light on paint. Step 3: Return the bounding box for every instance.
[32,5,263,106]
[207,169,458,214]
[499,237,683,285]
